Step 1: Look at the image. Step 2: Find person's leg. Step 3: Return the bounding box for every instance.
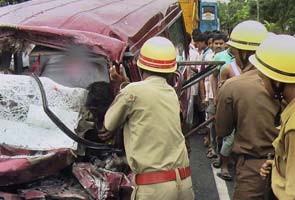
[233,157,268,200]
[218,131,234,180]
[131,182,178,200]
[220,131,234,157]
[178,176,195,200]
[131,173,194,200]
[212,136,223,168]
[207,99,217,158]
[217,155,232,180]
[209,99,217,147]
[193,95,200,127]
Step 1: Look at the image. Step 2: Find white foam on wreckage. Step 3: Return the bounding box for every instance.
[0,74,88,150]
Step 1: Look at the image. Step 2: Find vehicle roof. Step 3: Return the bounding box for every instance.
[0,0,181,61]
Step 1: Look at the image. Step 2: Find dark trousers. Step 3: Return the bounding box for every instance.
[234,156,268,200]
[193,95,205,127]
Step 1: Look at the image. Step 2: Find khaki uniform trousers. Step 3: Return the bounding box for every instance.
[234,155,268,200]
[131,170,195,200]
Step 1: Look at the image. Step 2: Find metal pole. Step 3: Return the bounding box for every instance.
[185,116,215,138]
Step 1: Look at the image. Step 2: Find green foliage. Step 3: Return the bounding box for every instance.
[0,0,27,6]
[218,2,231,33]
[263,20,281,34]
[218,0,254,34]
[218,0,295,34]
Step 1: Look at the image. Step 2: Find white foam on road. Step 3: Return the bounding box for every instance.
[211,165,231,200]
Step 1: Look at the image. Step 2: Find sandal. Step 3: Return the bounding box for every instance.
[217,172,233,181]
[207,151,217,159]
[207,147,213,154]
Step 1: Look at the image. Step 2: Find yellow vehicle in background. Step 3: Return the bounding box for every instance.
[179,0,220,33]
[179,0,200,34]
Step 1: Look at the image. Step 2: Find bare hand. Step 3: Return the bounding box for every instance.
[260,160,274,179]
[190,66,199,74]
[109,64,129,85]
[98,127,113,141]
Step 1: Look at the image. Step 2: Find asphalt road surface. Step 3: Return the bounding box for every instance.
[189,133,235,200]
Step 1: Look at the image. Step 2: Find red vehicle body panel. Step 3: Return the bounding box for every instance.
[0,0,181,60]
[72,163,133,200]
[0,144,75,186]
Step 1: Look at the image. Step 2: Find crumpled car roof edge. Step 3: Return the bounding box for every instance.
[0,25,128,61]
[0,0,180,61]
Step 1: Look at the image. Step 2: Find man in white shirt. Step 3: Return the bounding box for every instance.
[204,32,227,158]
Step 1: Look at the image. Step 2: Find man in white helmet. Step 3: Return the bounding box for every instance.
[215,21,280,199]
[256,34,295,200]
[100,37,194,200]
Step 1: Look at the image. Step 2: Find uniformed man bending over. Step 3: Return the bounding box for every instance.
[100,37,194,200]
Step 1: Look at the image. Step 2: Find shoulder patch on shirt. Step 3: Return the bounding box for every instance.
[127,94,136,102]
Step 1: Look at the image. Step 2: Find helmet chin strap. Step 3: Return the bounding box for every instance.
[138,68,144,79]
[271,80,285,126]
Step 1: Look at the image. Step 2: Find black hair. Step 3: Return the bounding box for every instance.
[193,32,207,43]
[212,32,227,42]
[207,33,215,40]
[186,32,192,44]
[86,81,114,129]
[192,28,201,42]
[206,33,215,45]
[204,31,212,35]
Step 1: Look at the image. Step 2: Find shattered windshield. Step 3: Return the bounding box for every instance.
[0,74,87,150]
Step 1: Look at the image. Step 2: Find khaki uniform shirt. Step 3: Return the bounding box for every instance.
[104,76,189,174]
[272,99,295,199]
[216,68,280,157]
